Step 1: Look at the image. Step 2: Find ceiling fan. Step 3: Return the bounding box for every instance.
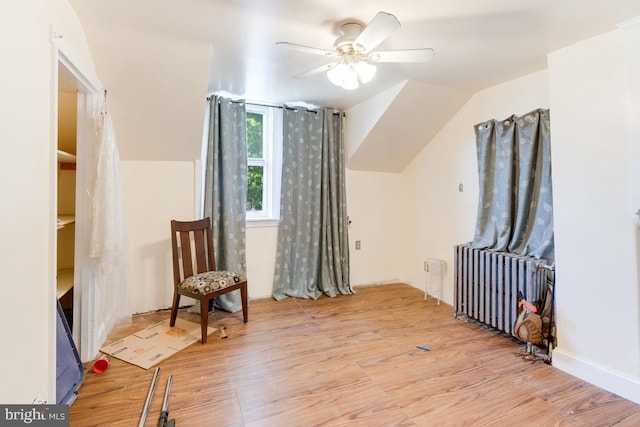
[276,11,434,90]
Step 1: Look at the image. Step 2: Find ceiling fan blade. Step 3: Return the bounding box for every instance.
[354,12,401,53]
[293,62,337,79]
[276,42,335,57]
[369,48,435,63]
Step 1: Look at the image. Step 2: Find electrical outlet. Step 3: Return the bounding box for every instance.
[355,240,361,250]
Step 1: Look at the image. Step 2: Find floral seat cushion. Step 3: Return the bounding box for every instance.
[179,271,246,295]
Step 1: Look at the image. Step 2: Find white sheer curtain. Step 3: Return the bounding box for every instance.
[81,102,130,359]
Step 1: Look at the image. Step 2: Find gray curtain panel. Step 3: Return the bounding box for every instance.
[203,95,248,312]
[472,108,554,259]
[272,108,352,300]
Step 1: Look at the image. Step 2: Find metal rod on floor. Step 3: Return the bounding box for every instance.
[158,375,175,427]
[138,367,160,427]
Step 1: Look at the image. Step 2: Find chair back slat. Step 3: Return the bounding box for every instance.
[192,229,209,274]
[205,223,216,272]
[179,231,194,279]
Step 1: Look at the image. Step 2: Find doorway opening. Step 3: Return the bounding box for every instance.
[54,46,102,363]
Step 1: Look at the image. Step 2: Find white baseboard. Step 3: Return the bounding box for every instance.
[552,347,640,404]
[353,280,405,287]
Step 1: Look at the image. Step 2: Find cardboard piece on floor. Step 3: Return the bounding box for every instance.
[100,318,215,370]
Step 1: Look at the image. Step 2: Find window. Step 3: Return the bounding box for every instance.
[245,104,282,225]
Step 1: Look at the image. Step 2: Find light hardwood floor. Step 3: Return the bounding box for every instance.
[69,283,640,426]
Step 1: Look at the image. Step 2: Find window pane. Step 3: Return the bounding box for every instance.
[247,165,264,211]
[247,112,263,158]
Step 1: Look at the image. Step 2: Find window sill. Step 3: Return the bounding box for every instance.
[247,218,280,228]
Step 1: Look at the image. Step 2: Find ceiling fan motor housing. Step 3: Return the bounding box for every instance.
[333,23,366,56]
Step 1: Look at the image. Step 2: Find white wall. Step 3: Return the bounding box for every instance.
[246,226,279,298]
[122,161,198,313]
[549,29,640,402]
[346,170,412,286]
[0,1,52,404]
[402,70,550,304]
[625,18,640,215]
[0,0,99,404]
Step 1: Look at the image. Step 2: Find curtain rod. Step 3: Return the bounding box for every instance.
[206,95,344,116]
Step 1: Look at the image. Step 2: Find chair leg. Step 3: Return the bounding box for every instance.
[241,283,248,323]
[169,293,180,327]
[200,299,209,344]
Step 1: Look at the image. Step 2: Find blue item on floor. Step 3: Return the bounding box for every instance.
[56,300,84,405]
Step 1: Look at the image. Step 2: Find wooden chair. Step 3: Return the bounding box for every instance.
[170,218,248,343]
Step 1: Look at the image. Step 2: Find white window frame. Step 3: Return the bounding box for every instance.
[246,104,282,227]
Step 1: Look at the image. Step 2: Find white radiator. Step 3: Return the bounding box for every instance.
[454,244,551,335]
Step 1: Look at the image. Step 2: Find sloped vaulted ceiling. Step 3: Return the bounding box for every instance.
[70,23,212,161]
[347,80,471,172]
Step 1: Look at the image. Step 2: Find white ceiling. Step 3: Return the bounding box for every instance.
[68,0,640,171]
[70,0,640,109]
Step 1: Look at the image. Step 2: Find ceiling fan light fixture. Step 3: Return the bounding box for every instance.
[356,60,376,84]
[327,62,347,86]
[326,58,376,90]
[342,68,360,90]
[326,61,359,90]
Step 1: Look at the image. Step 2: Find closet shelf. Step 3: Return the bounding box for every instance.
[57,268,74,299]
[57,215,75,229]
[58,150,76,170]
[57,150,76,164]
